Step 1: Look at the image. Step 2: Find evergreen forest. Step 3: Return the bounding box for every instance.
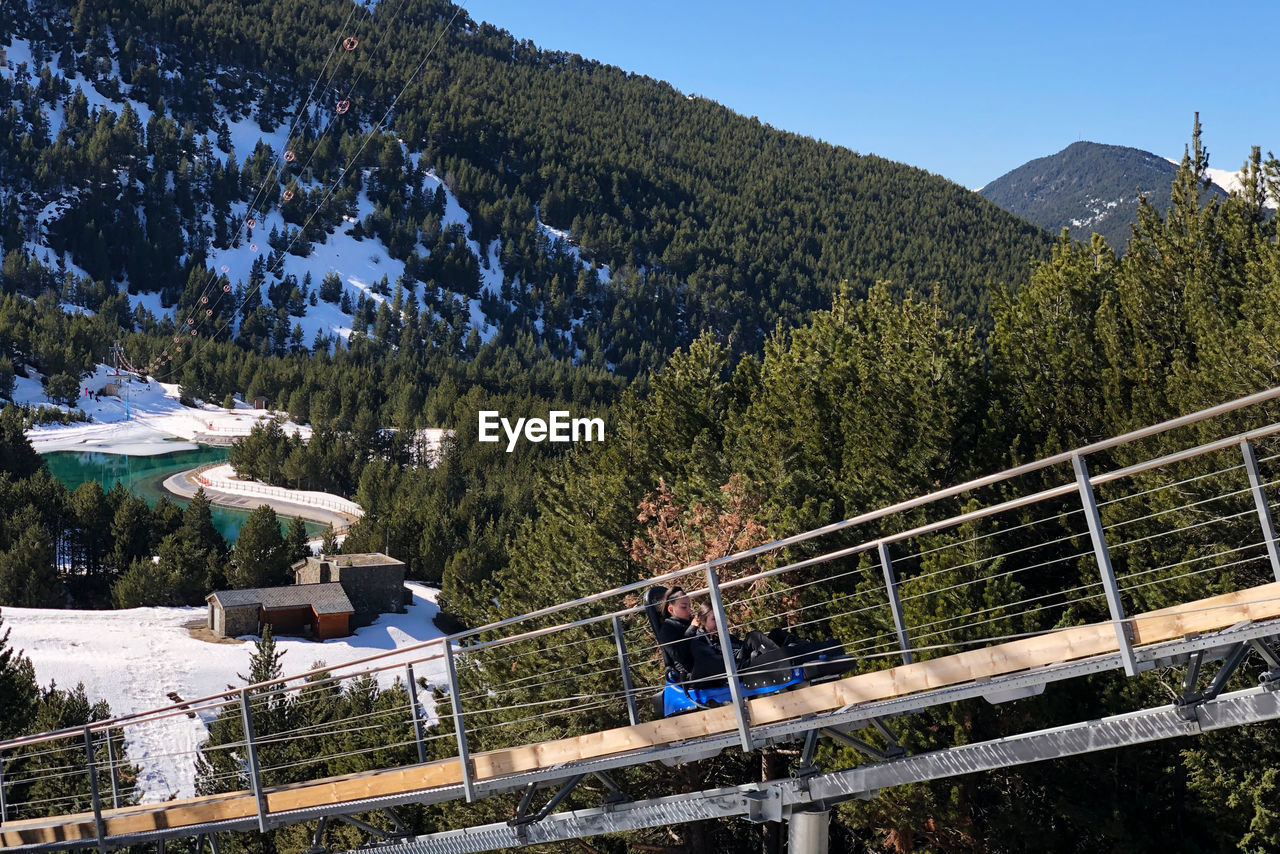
[1,0,1280,849]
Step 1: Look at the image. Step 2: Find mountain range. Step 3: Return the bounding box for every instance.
[0,0,1050,386]
[978,140,1235,251]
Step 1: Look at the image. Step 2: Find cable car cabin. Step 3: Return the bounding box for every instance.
[643,584,856,716]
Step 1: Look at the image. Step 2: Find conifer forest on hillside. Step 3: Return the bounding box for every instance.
[3,0,1280,849]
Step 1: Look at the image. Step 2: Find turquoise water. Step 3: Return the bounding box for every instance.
[43,447,324,542]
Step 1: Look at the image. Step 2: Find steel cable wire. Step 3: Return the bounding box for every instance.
[153,1,469,380]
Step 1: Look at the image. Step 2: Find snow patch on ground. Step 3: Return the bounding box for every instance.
[1069,196,1129,229]
[3,37,156,139]
[2,584,446,801]
[538,218,612,283]
[4,41,614,353]
[18,363,309,455]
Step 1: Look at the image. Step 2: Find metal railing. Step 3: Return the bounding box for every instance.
[5,386,1280,848]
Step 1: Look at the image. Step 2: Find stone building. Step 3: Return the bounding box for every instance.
[206,584,355,640]
[205,552,408,640]
[294,553,408,627]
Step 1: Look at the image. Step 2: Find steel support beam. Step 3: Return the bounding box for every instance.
[307,816,328,854]
[83,727,106,854]
[343,685,1280,854]
[239,689,269,834]
[591,771,628,806]
[405,663,427,765]
[383,808,408,835]
[1253,638,1280,670]
[1073,453,1139,676]
[1181,650,1205,708]
[820,728,902,763]
[878,543,913,665]
[103,728,120,810]
[1242,440,1280,582]
[611,616,639,727]
[704,563,753,752]
[442,642,477,803]
[337,814,391,840]
[0,750,9,824]
[1204,643,1250,701]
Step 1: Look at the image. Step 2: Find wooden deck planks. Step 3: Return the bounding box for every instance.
[4,581,1280,849]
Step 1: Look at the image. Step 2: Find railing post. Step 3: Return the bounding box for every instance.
[83,726,107,852]
[239,689,270,833]
[611,616,639,726]
[878,543,914,665]
[704,563,753,753]
[0,750,8,824]
[1241,440,1280,583]
[1073,454,1139,676]
[104,726,120,809]
[405,663,428,764]
[442,642,477,803]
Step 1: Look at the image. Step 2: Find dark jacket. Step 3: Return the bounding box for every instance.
[689,630,748,684]
[656,615,696,677]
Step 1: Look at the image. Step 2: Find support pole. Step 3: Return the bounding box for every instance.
[405,663,428,764]
[310,817,329,852]
[239,689,270,833]
[878,543,913,665]
[1073,454,1139,676]
[83,727,107,853]
[1183,650,1205,699]
[104,726,120,809]
[704,563,753,753]
[788,808,830,854]
[612,616,639,726]
[443,642,477,803]
[1241,440,1280,582]
[0,750,9,824]
[1205,643,1251,701]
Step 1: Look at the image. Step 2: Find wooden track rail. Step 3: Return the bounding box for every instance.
[4,581,1280,850]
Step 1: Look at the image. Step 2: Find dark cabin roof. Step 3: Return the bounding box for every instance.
[206,583,354,615]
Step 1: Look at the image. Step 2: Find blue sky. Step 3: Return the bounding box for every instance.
[458,0,1279,189]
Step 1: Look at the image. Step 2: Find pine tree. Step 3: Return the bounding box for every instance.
[0,406,42,478]
[0,511,60,608]
[321,523,340,555]
[229,504,288,588]
[0,609,39,739]
[285,515,310,564]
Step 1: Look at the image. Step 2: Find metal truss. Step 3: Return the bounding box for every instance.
[6,622,1278,854]
[348,681,1280,854]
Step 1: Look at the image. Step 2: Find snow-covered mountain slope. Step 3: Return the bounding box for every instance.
[13,362,310,453]
[1,33,610,364]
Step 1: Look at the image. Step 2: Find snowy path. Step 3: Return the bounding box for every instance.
[163,465,361,530]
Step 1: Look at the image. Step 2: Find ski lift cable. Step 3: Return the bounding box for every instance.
[151,1,469,382]
[141,0,378,375]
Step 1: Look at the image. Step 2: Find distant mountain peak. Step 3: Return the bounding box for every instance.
[979,141,1228,250]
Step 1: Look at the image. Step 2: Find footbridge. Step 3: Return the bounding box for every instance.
[5,389,1280,852]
